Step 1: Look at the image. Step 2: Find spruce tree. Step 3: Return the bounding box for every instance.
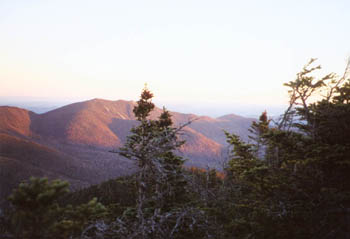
[8,177,69,239]
[116,86,195,238]
[222,59,350,238]
[7,177,106,239]
[248,111,270,158]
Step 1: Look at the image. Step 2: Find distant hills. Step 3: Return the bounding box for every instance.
[0,99,255,202]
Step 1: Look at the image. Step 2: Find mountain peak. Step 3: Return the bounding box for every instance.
[217,114,244,120]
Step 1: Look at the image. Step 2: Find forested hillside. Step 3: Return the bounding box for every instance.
[1,59,350,238]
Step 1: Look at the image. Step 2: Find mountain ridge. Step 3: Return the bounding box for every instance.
[0,98,255,201]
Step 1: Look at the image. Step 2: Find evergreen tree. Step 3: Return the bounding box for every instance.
[248,111,270,158]
[113,86,205,238]
[8,177,69,239]
[118,86,186,211]
[222,59,350,238]
[7,177,106,239]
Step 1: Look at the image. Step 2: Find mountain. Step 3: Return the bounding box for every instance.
[0,99,255,201]
[0,106,34,137]
[0,133,91,204]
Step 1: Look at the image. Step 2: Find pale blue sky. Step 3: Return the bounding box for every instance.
[1,0,349,116]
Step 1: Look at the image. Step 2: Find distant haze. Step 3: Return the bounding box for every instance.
[0,96,285,118]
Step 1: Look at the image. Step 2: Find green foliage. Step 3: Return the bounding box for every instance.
[133,86,155,121]
[113,86,208,238]
[8,177,69,238]
[119,86,187,209]
[62,176,137,208]
[248,111,270,157]
[51,198,106,238]
[220,59,350,238]
[6,177,106,239]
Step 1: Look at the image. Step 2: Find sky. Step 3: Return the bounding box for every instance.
[1,0,350,116]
